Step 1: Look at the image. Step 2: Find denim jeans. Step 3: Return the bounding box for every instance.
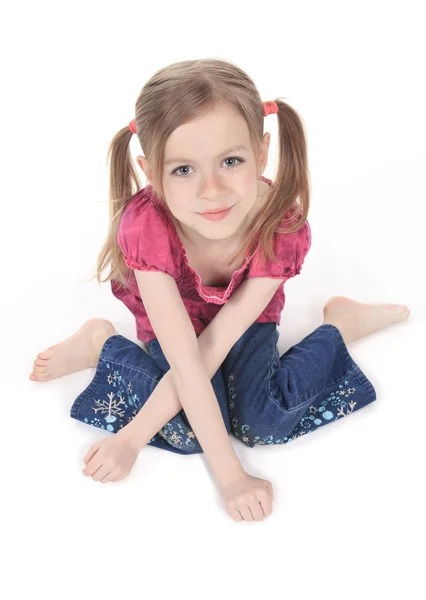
[70,323,377,454]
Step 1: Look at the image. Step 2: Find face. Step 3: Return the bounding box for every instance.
[137,103,270,248]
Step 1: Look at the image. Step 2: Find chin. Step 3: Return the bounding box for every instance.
[201,231,235,241]
[199,221,243,242]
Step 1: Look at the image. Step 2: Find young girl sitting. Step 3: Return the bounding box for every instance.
[29,58,410,522]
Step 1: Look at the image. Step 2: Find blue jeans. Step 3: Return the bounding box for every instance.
[70,323,377,454]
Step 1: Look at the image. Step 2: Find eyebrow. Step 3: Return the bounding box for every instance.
[164,145,249,166]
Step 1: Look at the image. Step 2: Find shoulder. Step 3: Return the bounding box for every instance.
[118,185,163,238]
[117,185,180,277]
[247,207,312,280]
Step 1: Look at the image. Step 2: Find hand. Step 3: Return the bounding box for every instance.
[81,429,140,483]
[218,472,273,522]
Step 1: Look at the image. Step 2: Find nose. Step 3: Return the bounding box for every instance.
[198,171,227,201]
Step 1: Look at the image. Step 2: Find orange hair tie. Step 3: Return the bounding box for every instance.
[263,101,278,116]
[128,102,278,134]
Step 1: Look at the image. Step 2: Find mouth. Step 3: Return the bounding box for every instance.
[199,205,234,221]
[200,206,233,215]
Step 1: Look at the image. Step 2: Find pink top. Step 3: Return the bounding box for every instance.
[111,175,312,343]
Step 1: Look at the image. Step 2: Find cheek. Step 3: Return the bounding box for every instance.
[161,190,190,216]
[162,180,182,205]
[238,174,259,203]
[238,168,258,189]
[168,191,188,210]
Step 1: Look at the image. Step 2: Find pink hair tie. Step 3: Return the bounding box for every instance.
[128,119,137,134]
[263,101,278,116]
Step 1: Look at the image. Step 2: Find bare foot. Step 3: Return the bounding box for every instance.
[29,318,118,382]
[323,296,410,344]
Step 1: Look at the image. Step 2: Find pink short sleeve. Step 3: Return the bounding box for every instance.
[117,190,180,278]
[247,212,312,280]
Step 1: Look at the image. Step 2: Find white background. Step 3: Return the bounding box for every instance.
[1,0,425,598]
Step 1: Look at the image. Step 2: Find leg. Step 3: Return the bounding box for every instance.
[70,334,230,455]
[222,322,376,446]
[221,295,410,447]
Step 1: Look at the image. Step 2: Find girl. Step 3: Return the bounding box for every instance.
[29,58,410,522]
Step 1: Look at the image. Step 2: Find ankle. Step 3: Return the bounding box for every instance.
[91,329,117,365]
[322,316,355,345]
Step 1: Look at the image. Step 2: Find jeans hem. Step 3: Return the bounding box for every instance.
[69,335,122,421]
[323,324,377,403]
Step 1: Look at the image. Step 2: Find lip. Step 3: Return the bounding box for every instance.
[201,206,232,214]
[199,205,234,221]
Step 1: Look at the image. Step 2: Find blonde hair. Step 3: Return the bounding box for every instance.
[91,58,311,291]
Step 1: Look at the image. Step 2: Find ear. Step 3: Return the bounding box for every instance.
[136,155,152,183]
[258,133,271,175]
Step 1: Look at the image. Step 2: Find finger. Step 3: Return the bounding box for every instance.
[82,454,103,477]
[259,493,273,517]
[228,507,243,521]
[92,465,112,482]
[83,443,100,465]
[249,500,265,521]
[111,471,131,483]
[100,468,120,483]
[238,505,254,522]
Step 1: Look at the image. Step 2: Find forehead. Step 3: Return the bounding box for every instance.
[164,104,251,158]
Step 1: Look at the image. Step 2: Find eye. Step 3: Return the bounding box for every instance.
[172,157,244,177]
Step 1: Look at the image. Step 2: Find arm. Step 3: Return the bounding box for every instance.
[123,274,284,483]
[124,269,243,486]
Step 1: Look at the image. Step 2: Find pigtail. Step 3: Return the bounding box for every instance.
[273,97,310,232]
[230,98,311,272]
[88,125,142,290]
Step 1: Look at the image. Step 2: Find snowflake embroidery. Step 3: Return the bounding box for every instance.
[336,400,357,417]
[169,432,182,445]
[92,391,126,422]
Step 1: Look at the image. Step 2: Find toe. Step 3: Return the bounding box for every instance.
[30,372,44,381]
[33,372,51,381]
[37,345,57,359]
